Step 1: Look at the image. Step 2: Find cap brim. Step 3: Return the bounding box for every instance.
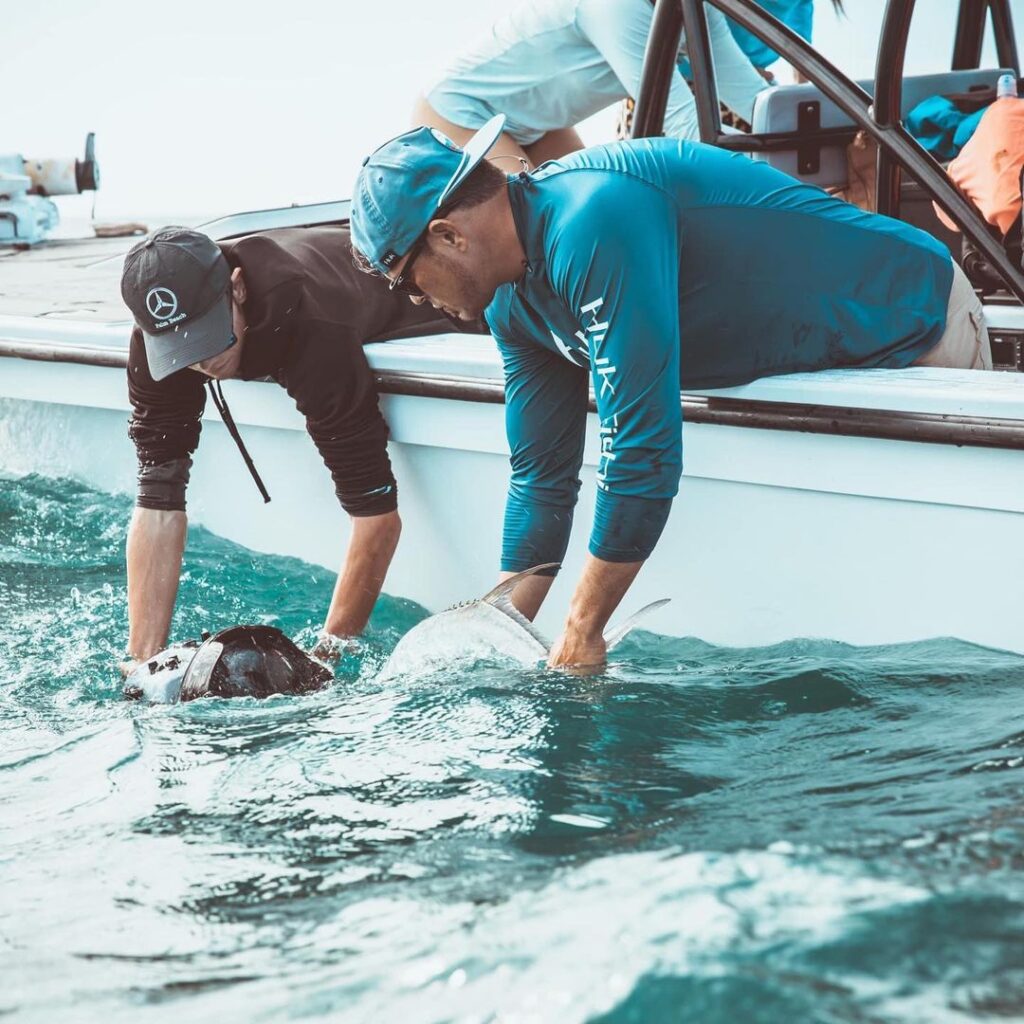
[436,113,506,207]
[143,291,235,382]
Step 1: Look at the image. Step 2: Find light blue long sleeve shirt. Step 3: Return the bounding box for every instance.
[425,0,767,145]
[486,139,953,573]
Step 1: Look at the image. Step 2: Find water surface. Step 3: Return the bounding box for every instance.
[2,475,1023,1023]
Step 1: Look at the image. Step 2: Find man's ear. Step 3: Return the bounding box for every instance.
[427,218,468,252]
[230,267,247,305]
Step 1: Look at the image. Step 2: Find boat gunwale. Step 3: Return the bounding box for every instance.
[2,338,1023,452]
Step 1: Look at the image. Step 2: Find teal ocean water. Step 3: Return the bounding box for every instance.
[2,474,1023,1023]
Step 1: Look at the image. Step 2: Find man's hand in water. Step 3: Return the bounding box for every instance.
[311,632,358,663]
[547,628,606,674]
[548,555,643,674]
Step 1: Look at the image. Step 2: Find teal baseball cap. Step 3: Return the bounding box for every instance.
[350,114,506,276]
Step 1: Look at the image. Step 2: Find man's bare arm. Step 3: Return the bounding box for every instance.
[126,507,187,664]
[322,510,402,640]
[548,555,644,669]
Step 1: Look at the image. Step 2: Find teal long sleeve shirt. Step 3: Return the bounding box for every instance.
[727,0,813,70]
[485,139,954,575]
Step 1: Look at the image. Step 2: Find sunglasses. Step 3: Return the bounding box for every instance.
[388,236,426,297]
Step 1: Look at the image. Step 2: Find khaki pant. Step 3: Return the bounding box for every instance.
[912,261,993,370]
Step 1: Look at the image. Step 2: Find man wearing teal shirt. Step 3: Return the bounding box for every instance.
[350,117,990,670]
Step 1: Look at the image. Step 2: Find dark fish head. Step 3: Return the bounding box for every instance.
[179,625,332,702]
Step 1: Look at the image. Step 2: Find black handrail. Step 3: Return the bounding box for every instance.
[873,0,916,218]
[679,0,721,142]
[636,0,875,145]
[952,0,988,70]
[877,0,1019,219]
[632,0,1024,304]
[990,0,1021,75]
[951,0,1018,73]
[633,0,685,138]
[2,336,1022,451]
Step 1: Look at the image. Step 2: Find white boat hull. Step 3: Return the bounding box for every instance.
[2,325,1023,653]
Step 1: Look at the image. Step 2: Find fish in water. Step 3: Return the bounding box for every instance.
[380,565,669,678]
[123,624,332,703]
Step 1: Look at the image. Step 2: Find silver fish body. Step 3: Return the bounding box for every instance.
[380,569,553,679]
[380,566,669,680]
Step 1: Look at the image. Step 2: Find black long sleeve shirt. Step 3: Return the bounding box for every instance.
[127,225,465,517]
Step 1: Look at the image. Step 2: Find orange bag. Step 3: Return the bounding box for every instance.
[935,96,1024,236]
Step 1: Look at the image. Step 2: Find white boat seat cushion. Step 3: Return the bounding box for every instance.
[749,68,1013,188]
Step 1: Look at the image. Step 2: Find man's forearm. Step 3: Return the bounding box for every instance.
[323,510,401,638]
[547,554,644,669]
[126,507,187,662]
[566,555,644,640]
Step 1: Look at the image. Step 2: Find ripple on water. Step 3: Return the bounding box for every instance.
[2,473,1024,1023]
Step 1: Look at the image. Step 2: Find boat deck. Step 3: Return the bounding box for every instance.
[0,235,132,322]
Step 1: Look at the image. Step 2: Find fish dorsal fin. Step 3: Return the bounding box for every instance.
[480,564,560,606]
[480,563,559,649]
[603,599,670,651]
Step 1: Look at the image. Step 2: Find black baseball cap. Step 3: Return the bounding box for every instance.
[121,226,235,381]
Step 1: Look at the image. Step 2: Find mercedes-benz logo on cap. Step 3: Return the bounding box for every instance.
[146,287,178,321]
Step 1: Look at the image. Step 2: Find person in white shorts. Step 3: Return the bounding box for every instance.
[414,0,768,167]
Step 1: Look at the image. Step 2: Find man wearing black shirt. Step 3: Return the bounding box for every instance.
[121,224,455,669]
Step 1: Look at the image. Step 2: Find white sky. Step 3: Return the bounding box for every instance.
[6,0,1012,222]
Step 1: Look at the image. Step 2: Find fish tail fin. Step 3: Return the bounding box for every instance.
[603,599,670,651]
[481,564,559,647]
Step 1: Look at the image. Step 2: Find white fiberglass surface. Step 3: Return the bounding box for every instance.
[3,311,1023,421]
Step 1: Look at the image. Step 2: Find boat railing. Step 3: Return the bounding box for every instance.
[953,0,1020,73]
[631,0,1024,303]
[2,332,1023,452]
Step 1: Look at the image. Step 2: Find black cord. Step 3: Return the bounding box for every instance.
[206,380,271,503]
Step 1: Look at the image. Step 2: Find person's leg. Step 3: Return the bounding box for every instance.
[412,95,532,168]
[912,261,993,370]
[523,127,586,166]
